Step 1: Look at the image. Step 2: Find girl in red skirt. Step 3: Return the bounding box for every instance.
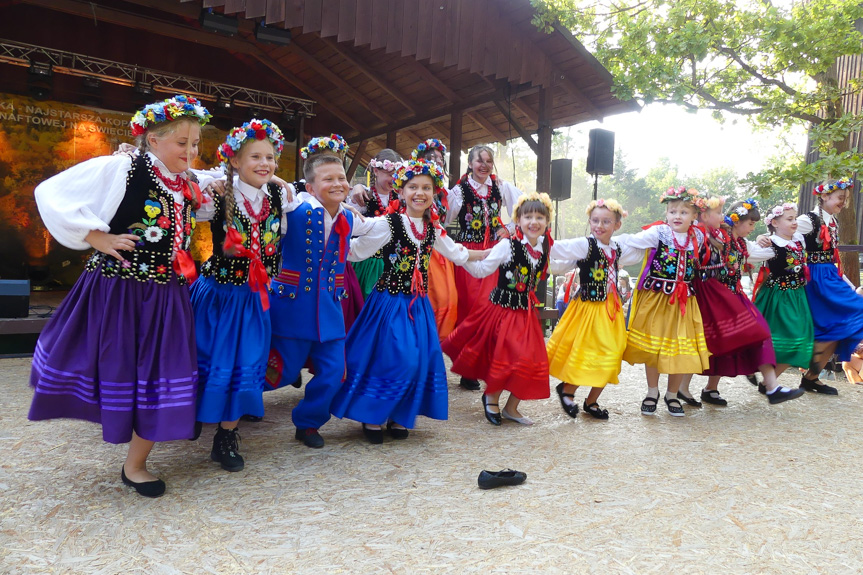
[442,192,553,426]
[444,145,524,390]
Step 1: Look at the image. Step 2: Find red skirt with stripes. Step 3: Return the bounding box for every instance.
[441,296,550,400]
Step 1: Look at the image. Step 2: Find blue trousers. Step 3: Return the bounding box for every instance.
[270,335,345,429]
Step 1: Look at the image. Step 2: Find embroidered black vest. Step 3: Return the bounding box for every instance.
[455,176,503,244]
[201,183,283,285]
[714,238,747,294]
[434,191,448,223]
[802,212,837,264]
[577,237,621,302]
[375,214,436,296]
[642,227,700,296]
[364,188,397,218]
[489,239,548,310]
[764,239,808,290]
[85,154,196,285]
[697,232,729,283]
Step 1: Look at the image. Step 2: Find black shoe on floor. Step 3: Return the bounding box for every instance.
[121,467,166,498]
[758,383,767,395]
[478,469,527,490]
[362,424,384,444]
[641,394,659,415]
[664,396,685,417]
[555,382,579,417]
[700,389,728,406]
[582,401,609,420]
[767,386,806,404]
[677,391,702,408]
[800,375,839,395]
[295,427,325,448]
[290,375,303,389]
[460,377,481,391]
[482,394,502,426]
[211,425,245,472]
[240,414,263,423]
[386,421,410,440]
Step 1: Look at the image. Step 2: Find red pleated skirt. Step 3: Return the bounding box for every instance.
[694,277,770,357]
[442,297,550,400]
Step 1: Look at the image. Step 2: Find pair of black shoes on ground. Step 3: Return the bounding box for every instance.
[460,377,481,391]
[362,422,410,444]
[554,382,609,419]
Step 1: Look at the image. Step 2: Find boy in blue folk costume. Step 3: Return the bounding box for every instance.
[266,135,370,448]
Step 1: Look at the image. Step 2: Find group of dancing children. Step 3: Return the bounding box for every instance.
[27,94,863,498]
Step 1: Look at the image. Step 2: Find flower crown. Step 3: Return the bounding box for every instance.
[130,94,212,137]
[813,177,854,195]
[393,159,446,193]
[692,195,727,213]
[514,191,555,222]
[411,138,448,160]
[724,198,759,226]
[216,119,284,168]
[660,186,700,204]
[764,202,797,226]
[369,158,403,172]
[585,198,628,218]
[300,134,348,159]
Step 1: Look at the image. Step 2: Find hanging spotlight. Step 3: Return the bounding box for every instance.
[255,22,291,46]
[82,76,102,107]
[215,96,234,111]
[27,61,53,99]
[200,9,238,36]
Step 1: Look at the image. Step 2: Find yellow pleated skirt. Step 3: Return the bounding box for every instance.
[547,298,627,387]
[622,289,711,374]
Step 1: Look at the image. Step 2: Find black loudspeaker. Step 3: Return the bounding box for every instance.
[586,129,614,176]
[549,158,572,201]
[0,279,29,319]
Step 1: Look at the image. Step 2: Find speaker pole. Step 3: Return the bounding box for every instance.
[593,173,598,200]
[554,199,560,239]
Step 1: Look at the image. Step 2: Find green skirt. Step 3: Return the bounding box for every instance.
[754,285,813,368]
[353,257,385,300]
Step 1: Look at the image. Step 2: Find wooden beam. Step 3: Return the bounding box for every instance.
[556,71,601,120]
[320,37,421,115]
[450,110,463,182]
[511,98,539,127]
[493,100,538,155]
[346,140,368,179]
[408,61,460,102]
[536,84,553,193]
[386,132,397,150]
[467,112,508,145]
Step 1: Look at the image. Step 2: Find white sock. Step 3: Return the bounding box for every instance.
[647,387,660,399]
[766,386,786,395]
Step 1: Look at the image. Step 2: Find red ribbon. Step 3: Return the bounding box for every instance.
[186,180,203,211]
[751,265,769,303]
[562,272,575,305]
[173,250,198,284]
[333,212,350,263]
[224,227,270,311]
[408,254,428,321]
[819,223,844,277]
[605,289,622,321]
[669,280,689,316]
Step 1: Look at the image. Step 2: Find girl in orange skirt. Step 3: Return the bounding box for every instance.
[442,192,553,426]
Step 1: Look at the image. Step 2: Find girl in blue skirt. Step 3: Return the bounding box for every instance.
[331,160,488,443]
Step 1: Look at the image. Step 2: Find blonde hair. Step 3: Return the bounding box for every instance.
[585,198,627,221]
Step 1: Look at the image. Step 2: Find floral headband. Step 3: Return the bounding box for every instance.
[130,94,211,137]
[369,158,403,172]
[585,198,628,218]
[692,195,727,213]
[216,119,284,168]
[393,159,446,193]
[660,186,700,204]
[300,134,348,159]
[764,202,797,226]
[813,177,854,195]
[724,198,759,226]
[411,138,448,160]
[515,191,555,223]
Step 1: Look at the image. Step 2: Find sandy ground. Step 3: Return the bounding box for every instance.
[2,356,863,574]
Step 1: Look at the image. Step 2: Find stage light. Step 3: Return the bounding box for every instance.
[255,23,291,46]
[200,9,238,36]
[133,81,154,97]
[215,96,233,111]
[27,61,53,99]
[28,61,53,79]
[82,76,102,107]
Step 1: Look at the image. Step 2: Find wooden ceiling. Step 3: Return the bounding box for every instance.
[2,0,637,165]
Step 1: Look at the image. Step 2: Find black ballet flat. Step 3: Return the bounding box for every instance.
[555,382,579,417]
[362,424,384,444]
[800,375,838,395]
[482,394,502,426]
[478,469,527,490]
[120,467,166,498]
[386,421,410,440]
[582,401,609,420]
[676,391,702,408]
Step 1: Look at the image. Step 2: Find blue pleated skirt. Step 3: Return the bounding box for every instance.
[331,289,448,428]
[805,263,863,361]
[191,276,270,423]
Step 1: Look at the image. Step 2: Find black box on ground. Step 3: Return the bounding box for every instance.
[0,279,30,318]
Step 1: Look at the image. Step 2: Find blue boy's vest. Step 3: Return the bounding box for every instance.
[270,201,354,342]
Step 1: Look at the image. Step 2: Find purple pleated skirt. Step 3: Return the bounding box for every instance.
[703,292,776,376]
[28,264,198,444]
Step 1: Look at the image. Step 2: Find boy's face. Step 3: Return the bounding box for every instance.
[307,162,349,215]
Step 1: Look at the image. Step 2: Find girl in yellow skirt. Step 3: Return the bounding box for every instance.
[412,139,459,341]
[547,199,643,419]
[622,187,712,417]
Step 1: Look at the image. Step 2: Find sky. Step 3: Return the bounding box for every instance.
[563,103,808,178]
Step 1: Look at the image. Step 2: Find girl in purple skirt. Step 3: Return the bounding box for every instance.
[29,95,212,497]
